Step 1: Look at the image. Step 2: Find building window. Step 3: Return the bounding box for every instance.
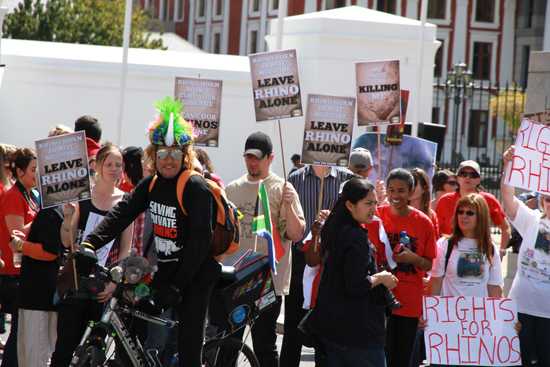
[432,107,440,124]
[377,0,397,14]
[252,0,260,12]
[215,0,223,16]
[428,0,446,19]
[175,0,184,21]
[248,30,258,54]
[160,0,168,20]
[272,0,279,10]
[521,45,530,88]
[213,32,221,54]
[472,42,492,80]
[434,39,444,78]
[197,0,206,18]
[196,34,204,49]
[468,110,488,148]
[325,0,347,9]
[523,0,534,28]
[474,0,495,23]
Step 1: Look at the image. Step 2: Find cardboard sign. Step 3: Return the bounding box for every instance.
[356,60,401,125]
[35,131,91,209]
[249,49,303,122]
[174,77,223,147]
[523,111,550,124]
[353,133,437,182]
[424,296,521,366]
[386,89,410,145]
[301,94,356,166]
[505,118,550,195]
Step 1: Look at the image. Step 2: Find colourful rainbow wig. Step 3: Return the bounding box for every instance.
[147,97,195,146]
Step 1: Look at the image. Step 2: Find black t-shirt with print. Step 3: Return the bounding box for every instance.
[18,207,63,311]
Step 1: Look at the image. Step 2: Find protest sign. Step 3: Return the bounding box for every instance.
[356,60,401,125]
[523,111,550,124]
[249,49,303,122]
[301,94,356,166]
[386,89,410,145]
[353,133,437,182]
[423,296,521,366]
[174,77,223,147]
[35,131,91,209]
[505,118,550,194]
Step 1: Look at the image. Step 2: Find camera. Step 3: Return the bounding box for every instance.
[372,284,401,310]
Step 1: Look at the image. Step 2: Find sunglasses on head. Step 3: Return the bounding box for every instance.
[156,148,183,161]
[458,171,480,179]
[457,209,476,216]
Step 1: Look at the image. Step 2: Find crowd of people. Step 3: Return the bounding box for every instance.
[0,97,548,367]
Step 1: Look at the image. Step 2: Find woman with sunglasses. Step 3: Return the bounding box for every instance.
[501,146,550,366]
[435,160,510,256]
[51,143,134,366]
[430,193,503,298]
[430,169,457,210]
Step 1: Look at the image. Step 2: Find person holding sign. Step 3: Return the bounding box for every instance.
[376,168,437,367]
[435,160,511,257]
[51,143,133,367]
[0,147,39,367]
[501,146,550,367]
[430,193,503,298]
[309,178,398,367]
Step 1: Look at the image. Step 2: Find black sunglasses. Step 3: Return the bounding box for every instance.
[457,209,476,216]
[446,180,458,186]
[458,171,480,179]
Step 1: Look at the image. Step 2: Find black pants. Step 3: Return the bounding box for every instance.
[280,249,307,367]
[50,299,103,367]
[175,271,218,367]
[232,296,283,367]
[518,312,550,367]
[0,275,20,367]
[386,314,418,367]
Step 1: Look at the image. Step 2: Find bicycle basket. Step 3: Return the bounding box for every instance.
[209,253,276,334]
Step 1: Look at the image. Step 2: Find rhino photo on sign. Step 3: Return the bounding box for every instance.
[174,77,223,147]
[356,60,401,125]
[302,94,356,166]
[35,131,91,209]
[249,49,303,122]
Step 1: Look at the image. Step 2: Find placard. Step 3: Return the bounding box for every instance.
[301,94,356,166]
[174,77,223,147]
[505,118,550,195]
[35,131,91,209]
[356,60,401,125]
[424,296,521,366]
[249,49,303,122]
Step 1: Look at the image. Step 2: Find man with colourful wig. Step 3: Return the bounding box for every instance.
[79,97,219,366]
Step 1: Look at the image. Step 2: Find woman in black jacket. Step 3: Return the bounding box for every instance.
[311,178,398,367]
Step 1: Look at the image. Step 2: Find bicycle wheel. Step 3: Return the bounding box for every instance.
[70,344,107,367]
[202,337,260,367]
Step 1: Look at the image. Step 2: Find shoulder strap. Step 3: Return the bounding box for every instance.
[176,170,201,216]
[148,175,158,192]
[444,238,455,274]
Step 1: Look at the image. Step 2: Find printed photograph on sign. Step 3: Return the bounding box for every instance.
[505,118,550,195]
[174,77,223,147]
[423,296,521,366]
[249,49,303,122]
[35,131,91,209]
[301,94,356,166]
[356,60,401,125]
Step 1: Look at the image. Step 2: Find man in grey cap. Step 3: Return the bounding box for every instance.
[348,147,373,178]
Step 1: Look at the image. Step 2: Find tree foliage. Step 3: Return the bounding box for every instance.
[489,87,526,134]
[3,0,164,49]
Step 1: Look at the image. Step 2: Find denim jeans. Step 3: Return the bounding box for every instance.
[321,338,386,367]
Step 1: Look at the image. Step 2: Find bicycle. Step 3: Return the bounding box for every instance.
[69,251,276,367]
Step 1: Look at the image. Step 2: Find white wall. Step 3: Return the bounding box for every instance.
[0,6,439,184]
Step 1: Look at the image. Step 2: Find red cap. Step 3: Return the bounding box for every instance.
[86,138,100,159]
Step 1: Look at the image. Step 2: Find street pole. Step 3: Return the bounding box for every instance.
[116,0,133,146]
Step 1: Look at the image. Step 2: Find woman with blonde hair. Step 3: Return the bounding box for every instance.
[430,193,503,298]
[51,142,133,366]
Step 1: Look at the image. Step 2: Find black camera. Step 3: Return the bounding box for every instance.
[372,284,401,310]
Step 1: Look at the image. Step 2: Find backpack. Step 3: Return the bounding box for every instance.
[148,170,240,257]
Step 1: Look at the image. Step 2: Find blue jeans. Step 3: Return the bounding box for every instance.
[322,338,386,367]
[518,312,550,367]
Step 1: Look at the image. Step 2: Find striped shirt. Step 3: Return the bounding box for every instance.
[288,165,353,244]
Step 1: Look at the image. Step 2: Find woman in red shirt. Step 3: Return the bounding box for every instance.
[410,168,440,238]
[0,147,39,367]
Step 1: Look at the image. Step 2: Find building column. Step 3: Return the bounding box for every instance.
[222,0,230,53]
[205,0,213,51]
[188,0,195,44]
[239,0,249,55]
[259,0,268,52]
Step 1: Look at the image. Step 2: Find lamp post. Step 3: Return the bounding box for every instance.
[446,62,474,165]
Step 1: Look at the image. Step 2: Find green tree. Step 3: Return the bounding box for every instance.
[489,87,526,134]
[3,0,164,49]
